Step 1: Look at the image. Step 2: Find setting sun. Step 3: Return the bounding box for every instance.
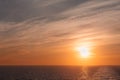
[76,46,91,59]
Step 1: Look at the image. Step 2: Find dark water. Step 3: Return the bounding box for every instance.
[0,66,120,80]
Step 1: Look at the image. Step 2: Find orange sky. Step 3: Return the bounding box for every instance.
[0,0,120,65]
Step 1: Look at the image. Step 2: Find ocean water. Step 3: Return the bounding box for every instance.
[0,66,120,80]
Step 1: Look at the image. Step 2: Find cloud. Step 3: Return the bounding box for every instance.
[0,0,120,59]
[0,0,89,22]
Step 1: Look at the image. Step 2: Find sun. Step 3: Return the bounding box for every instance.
[76,46,91,59]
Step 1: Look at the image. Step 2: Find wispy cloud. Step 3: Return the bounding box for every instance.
[0,0,120,62]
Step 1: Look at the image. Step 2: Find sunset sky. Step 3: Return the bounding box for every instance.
[0,0,120,65]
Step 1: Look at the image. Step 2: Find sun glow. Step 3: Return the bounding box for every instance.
[76,45,91,59]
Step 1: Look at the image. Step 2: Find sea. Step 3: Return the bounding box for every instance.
[0,66,120,80]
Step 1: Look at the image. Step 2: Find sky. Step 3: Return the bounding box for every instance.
[0,0,120,65]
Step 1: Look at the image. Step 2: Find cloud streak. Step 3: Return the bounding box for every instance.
[0,0,120,64]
